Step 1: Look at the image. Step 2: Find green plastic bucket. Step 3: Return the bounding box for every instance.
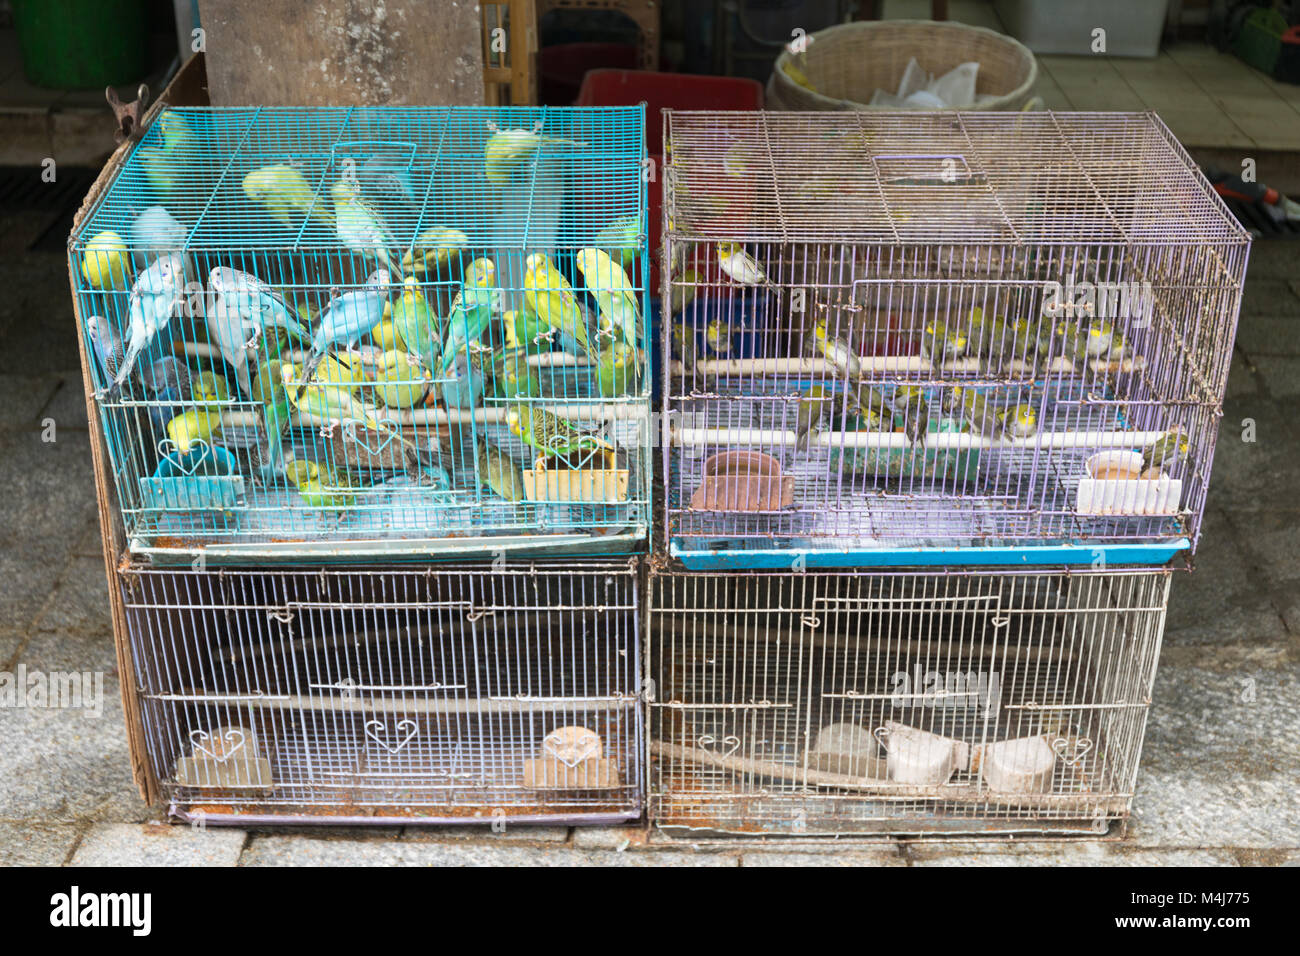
[12,0,150,89]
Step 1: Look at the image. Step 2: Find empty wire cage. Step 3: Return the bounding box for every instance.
[72,106,650,564]
[118,561,643,824]
[661,111,1249,569]
[647,567,1170,836]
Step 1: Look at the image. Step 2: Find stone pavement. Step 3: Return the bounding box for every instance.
[0,242,1297,866]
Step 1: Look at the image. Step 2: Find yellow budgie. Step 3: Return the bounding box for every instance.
[281,361,386,433]
[574,247,640,348]
[523,253,595,358]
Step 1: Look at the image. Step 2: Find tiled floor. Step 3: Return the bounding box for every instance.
[884,0,1300,149]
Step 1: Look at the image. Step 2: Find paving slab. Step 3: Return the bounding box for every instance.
[239,835,740,866]
[1206,399,1297,505]
[1164,509,1286,647]
[0,374,60,429]
[1235,316,1300,358]
[0,822,81,866]
[70,823,246,867]
[1132,665,1300,849]
[741,848,904,866]
[0,677,151,824]
[36,372,90,431]
[1240,277,1300,317]
[401,824,570,844]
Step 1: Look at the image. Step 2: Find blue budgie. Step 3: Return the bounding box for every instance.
[438,258,500,377]
[296,269,391,395]
[106,253,186,395]
[332,179,403,278]
[130,205,187,261]
[440,345,485,410]
[207,266,313,397]
[86,315,125,391]
[139,356,193,446]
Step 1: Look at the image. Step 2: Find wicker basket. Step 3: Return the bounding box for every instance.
[769,20,1038,112]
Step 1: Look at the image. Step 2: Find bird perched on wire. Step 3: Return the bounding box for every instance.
[576,247,640,348]
[809,316,863,384]
[894,384,930,447]
[596,341,638,398]
[921,318,968,367]
[716,242,777,291]
[1140,426,1190,476]
[440,257,500,377]
[484,127,588,185]
[296,269,391,396]
[524,253,595,359]
[281,361,387,433]
[594,214,641,269]
[945,386,1005,441]
[104,253,186,395]
[999,403,1039,439]
[401,226,469,278]
[506,404,615,469]
[207,266,312,397]
[388,277,442,372]
[671,324,700,379]
[504,307,553,353]
[242,164,334,230]
[476,438,526,502]
[332,179,402,277]
[794,385,831,453]
[86,315,125,392]
[848,382,897,432]
[130,205,187,264]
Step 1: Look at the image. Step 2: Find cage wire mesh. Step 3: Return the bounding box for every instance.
[118,561,643,823]
[71,106,651,563]
[647,567,1170,837]
[660,110,1249,567]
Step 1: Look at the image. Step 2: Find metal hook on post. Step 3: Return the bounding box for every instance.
[106,84,149,144]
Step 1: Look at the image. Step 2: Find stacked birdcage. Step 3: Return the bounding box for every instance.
[649,110,1249,836]
[72,105,651,823]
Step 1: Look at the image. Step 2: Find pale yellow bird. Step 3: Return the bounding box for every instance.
[574,247,640,347]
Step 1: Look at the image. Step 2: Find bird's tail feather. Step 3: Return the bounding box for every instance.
[297,346,325,398]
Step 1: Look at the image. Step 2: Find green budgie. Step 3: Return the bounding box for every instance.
[575,247,640,348]
[242,164,335,230]
[484,128,588,185]
[332,179,402,277]
[440,258,499,377]
[594,214,642,268]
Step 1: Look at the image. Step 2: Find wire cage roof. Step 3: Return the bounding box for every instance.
[663,110,1250,247]
[76,105,647,253]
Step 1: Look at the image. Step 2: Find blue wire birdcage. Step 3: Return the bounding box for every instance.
[70,105,651,564]
[659,110,1250,570]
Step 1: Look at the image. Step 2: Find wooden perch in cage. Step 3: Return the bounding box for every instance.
[650,741,1125,813]
[153,690,639,716]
